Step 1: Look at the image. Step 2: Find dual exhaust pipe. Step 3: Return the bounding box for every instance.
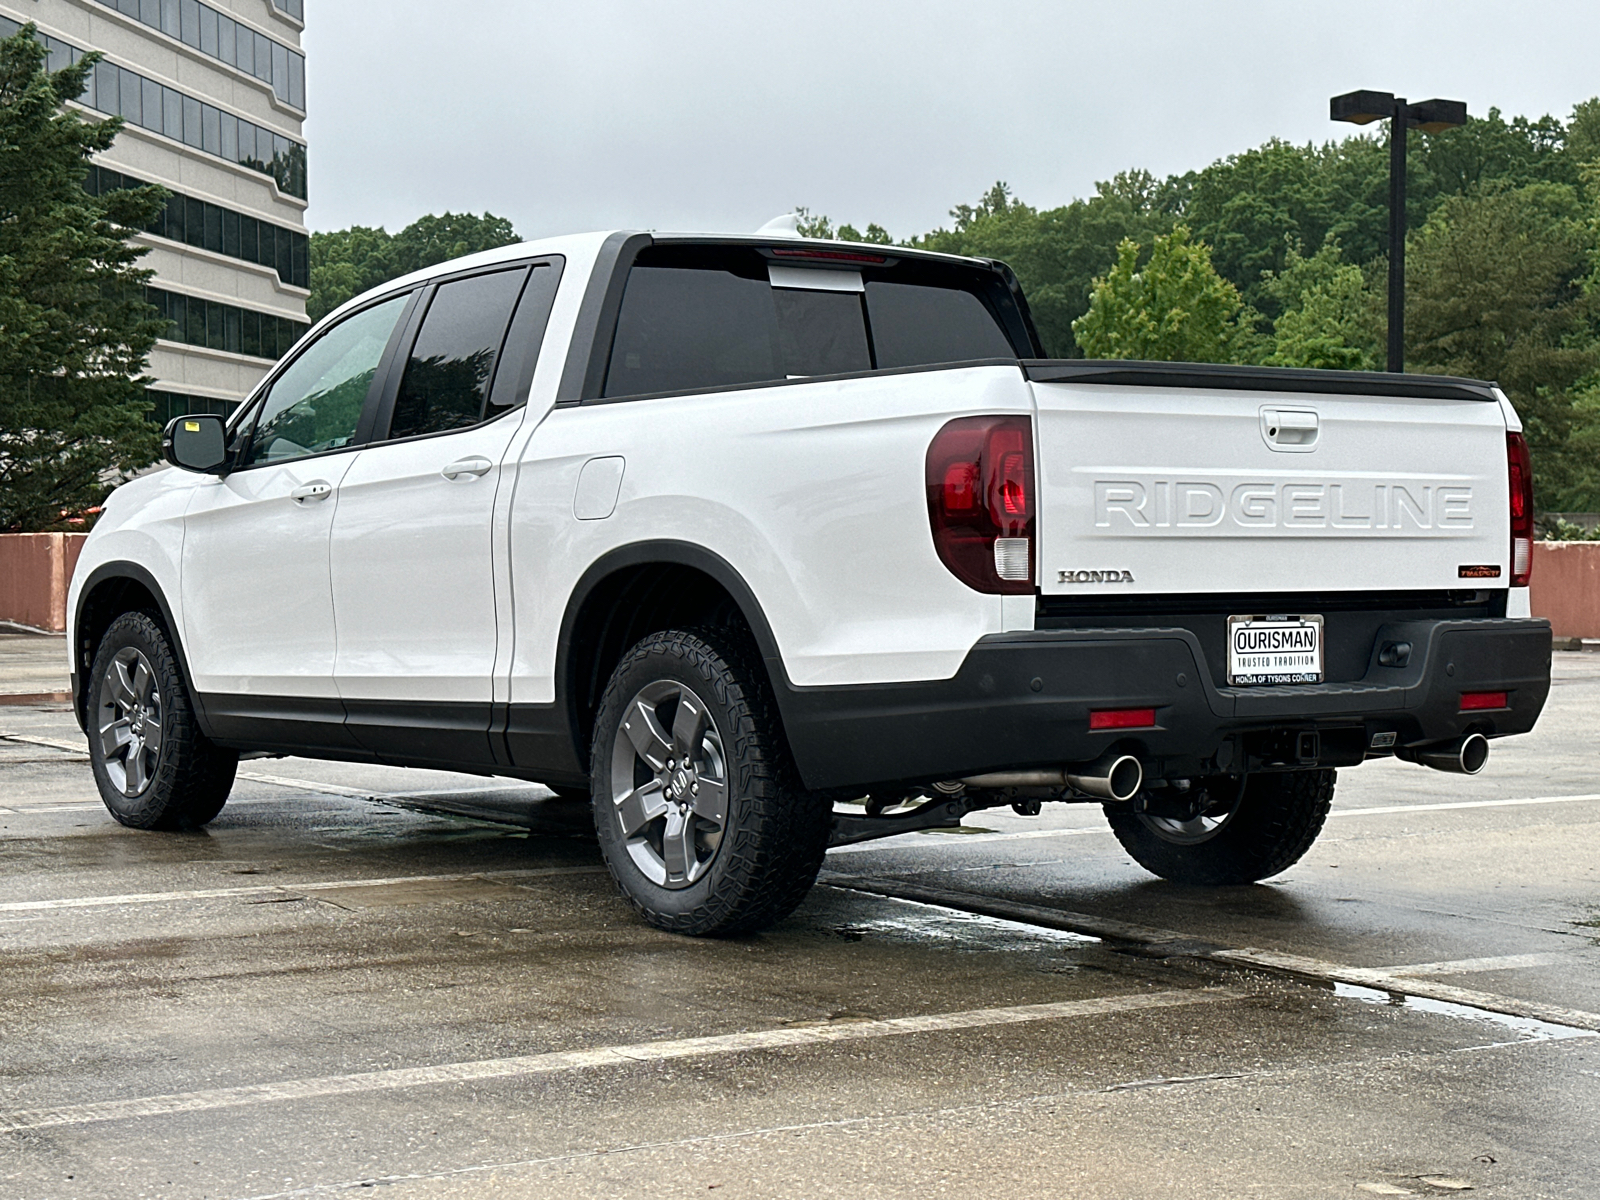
[958,731,1491,799]
[962,752,1144,803]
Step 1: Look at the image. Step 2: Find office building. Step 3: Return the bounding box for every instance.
[1,0,310,422]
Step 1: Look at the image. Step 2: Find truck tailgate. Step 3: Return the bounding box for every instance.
[1030,381,1511,598]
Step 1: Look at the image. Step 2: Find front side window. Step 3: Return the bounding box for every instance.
[387,268,528,440]
[243,294,408,466]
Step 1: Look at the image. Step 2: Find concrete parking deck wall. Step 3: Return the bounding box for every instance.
[1530,541,1600,639]
[0,534,87,633]
[3,532,1594,641]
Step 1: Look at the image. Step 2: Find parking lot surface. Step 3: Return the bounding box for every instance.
[2,632,1597,1199]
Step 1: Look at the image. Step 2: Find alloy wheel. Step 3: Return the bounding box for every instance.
[608,679,729,888]
[97,647,163,797]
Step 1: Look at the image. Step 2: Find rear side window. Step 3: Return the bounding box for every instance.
[388,268,527,439]
[866,282,1017,369]
[604,267,778,397]
[602,247,1022,399]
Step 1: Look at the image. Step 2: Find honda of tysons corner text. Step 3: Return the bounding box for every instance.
[68,226,1552,935]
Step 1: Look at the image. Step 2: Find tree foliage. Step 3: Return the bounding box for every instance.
[308,211,520,322]
[0,25,166,532]
[1071,226,1243,362]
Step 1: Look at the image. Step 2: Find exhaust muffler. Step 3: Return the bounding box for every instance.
[962,752,1144,803]
[1408,733,1490,776]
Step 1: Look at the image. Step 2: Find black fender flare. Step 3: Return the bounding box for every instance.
[552,540,795,760]
[72,561,211,739]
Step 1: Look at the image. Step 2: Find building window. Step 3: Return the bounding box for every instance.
[0,18,312,199]
[147,390,242,426]
[92,0,306,113]
[82,57,308,199]
[147,287,310,361]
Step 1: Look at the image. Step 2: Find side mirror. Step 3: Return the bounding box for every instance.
[162,414,229,474]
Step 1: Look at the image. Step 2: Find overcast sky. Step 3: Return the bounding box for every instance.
[300,0,1600,240]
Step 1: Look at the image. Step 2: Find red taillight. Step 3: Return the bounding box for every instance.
[1507,431,1534,587]
[1089,708,1157,730]
[1460,691,1508,711]
[926,416,1035,595]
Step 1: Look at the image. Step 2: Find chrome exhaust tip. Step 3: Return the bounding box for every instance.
[1065,753,1144,802]
[959,754,1145,802]
[1413,733,1490,776]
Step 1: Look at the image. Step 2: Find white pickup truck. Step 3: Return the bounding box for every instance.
[69,228,1552,935]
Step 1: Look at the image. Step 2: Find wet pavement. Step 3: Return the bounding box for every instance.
[1,632,1598,1199]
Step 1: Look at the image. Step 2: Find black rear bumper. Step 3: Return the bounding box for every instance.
[777,618,1552,792]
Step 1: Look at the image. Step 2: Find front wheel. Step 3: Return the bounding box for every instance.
[87,611,238,830]
[1105,769,1334,885]
[591,628,830,936]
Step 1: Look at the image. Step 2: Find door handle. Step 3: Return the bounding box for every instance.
[442,456,493,481]
[289,481,332,502]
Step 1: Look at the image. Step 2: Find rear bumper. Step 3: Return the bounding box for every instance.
[777,617,1552,792]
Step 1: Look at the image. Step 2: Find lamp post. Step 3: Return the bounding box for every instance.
[1330,91,1467,373]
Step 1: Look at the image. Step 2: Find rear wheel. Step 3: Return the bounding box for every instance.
[591,628,829,936]
[88,612,237,830]
[1105,769,1334,885]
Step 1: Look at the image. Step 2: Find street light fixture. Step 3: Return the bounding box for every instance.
[1331,90,1468,373]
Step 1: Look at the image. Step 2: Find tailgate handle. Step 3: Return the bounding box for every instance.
[1261,408,1319,450]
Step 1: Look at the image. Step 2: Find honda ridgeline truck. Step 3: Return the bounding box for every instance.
[68,228,1553,934]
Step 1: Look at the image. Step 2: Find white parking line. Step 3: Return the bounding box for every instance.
[0,866,606,913]
[1385,953,1568,977]
[1328,794,1600,818]
[0,988,1231,1132]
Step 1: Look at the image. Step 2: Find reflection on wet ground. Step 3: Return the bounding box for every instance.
[0,648,1597,1197]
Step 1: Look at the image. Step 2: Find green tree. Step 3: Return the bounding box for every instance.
[308,211,520,322]
[1405,182,1597,508]
[0,25,167,532]
[1071,225,1245,363]
[912,177,1178,356]
[1258,238,1380,370]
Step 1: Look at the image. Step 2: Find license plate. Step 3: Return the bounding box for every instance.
[1227,614,1324,685]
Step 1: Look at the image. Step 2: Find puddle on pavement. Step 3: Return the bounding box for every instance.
[824,892,1099,955]
[1333,981,1598,1042]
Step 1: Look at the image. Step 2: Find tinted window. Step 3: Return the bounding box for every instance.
[244,295,408,466]
[865,282,1016,369]
[388,269,527,440]
[773,288,870,377]
[605,267,779,397]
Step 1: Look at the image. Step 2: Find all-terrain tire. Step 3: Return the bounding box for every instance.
[1105,769,1334,885]
[87,611,238,830]
[591,628,830,936]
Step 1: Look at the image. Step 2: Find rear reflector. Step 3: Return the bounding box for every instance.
[1459,691,1508,711]
[1089,708,1157,730]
